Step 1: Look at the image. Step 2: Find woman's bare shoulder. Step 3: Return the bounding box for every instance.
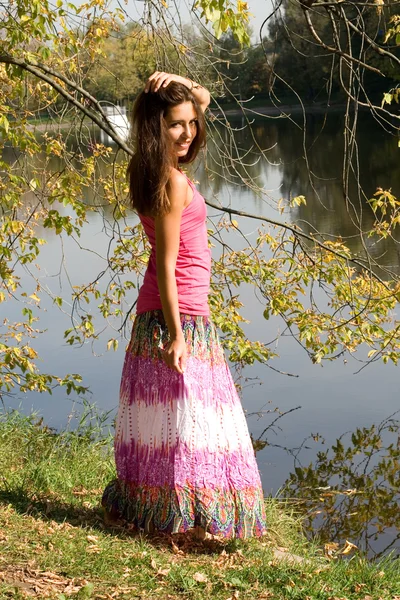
[168,168,188,188]
[166,168,189,210]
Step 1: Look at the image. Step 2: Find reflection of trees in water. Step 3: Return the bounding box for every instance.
[202,114,400,273]
[283,412,400,559]
[283,116,400,274]
[201,120,267,200]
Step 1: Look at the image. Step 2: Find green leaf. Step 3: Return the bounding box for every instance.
[0,115,10,134]
[76,583,94,599]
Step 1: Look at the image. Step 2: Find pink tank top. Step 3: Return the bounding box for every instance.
[136,178,211,316]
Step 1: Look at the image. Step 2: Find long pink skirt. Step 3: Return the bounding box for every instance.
[102,310,267,538]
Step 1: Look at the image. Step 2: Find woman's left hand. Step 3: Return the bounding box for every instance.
[144,72,185,93]
[162,336,187,374]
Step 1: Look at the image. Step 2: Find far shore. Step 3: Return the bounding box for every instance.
[25,101,349,133]
[209,101,356,118]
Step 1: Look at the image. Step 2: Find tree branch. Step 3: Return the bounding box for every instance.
[0,53,134,156]
[205,199,391,289]
[302,8,384,76]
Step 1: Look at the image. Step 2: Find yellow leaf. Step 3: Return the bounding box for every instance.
[107,339,118,351]
[26,347,38,359]
[29,293,41,302]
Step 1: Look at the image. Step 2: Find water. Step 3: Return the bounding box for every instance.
[2,111,399,557]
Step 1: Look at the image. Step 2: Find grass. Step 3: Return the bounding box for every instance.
[0,410,399,600]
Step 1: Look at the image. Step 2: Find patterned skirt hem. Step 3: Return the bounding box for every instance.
[102,479,267,539]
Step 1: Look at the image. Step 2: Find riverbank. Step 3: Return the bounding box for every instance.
[0,411,399,600]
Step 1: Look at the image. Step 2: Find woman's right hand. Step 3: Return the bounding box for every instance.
[162,336,187,374]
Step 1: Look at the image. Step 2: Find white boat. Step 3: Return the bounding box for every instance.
[100,105,130,144]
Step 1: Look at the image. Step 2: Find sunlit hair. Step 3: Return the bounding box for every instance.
[127,82,206,217]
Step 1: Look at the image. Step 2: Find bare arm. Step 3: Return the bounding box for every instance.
[145,71,211,112]
[155,170,189,374]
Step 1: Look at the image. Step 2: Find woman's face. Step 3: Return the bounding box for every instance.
[164,101,198,158]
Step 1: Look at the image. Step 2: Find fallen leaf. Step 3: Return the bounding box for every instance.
[313,567,329,574]
[324,542,339,558]
[157,568,171,577]
[193,572,208,583]
[171,541,184,555]
[86,535,98,543]
[339,540,358,555]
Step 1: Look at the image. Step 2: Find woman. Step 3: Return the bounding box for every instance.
[102,72,267,539]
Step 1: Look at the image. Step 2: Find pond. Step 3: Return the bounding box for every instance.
[2,108,399,558]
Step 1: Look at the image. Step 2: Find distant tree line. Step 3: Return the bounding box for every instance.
[15,0,399,115]
[79,0,400,109]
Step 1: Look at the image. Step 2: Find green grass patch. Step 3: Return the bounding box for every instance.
[0,411,399,599]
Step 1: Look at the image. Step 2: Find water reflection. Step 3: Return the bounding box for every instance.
[282,411,400,559]
[200,113,400,275]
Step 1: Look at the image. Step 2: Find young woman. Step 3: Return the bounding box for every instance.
[102,72,267,539]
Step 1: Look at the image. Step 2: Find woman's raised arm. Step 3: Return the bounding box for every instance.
[144,72,211,112]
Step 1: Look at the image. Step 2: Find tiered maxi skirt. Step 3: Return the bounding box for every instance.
[102,310,267,538]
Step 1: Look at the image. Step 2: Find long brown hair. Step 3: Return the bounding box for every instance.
[127,82,206,217]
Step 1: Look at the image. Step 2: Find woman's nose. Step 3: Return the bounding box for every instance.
[182,124,191,139]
